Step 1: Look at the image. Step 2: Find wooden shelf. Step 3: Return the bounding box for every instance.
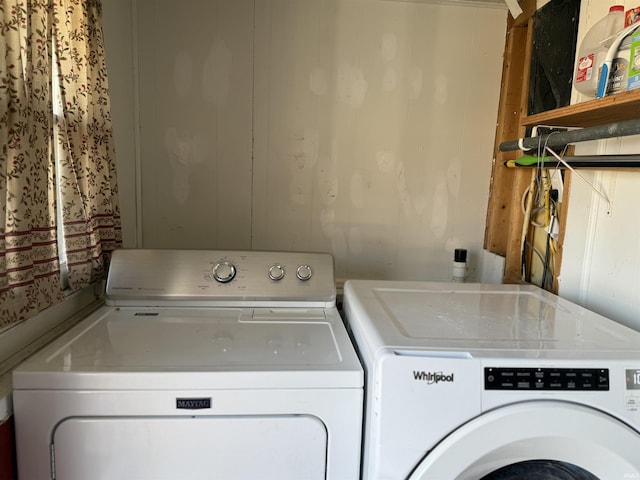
[521,89,640,128]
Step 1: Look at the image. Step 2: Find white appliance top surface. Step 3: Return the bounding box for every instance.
[343,280,640,359]
[13,305,362,390]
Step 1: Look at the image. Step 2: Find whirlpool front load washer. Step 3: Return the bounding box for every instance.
[13,249,363,480]
[342,280,640,480]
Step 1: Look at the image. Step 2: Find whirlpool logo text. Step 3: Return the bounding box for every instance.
[413,371,455,384]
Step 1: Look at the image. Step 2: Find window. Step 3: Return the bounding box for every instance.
[52,35,70,290]
[0,0,121,355]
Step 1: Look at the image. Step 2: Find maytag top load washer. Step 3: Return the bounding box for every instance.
[13,249,363,480]
[342,280,640,480]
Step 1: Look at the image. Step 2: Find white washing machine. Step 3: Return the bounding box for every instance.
[13,249,363,480]
[342,280,640,480]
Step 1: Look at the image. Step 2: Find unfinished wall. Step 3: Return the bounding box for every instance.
[107,0,506,282]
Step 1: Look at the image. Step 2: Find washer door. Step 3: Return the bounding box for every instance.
[53,415,327,480]
[408,401,640,480]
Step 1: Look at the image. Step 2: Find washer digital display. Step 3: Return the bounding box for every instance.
[626,369,640,390]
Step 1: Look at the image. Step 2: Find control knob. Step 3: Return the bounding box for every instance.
[269,264,286,281]
[296,265,313,281]
[212,261,236,283]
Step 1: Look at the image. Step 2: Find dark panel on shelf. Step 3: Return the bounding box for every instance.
[528,0,581,115]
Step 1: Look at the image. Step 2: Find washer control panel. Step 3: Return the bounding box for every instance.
[626,368,640,412]
[105,249,335,307]
[485,367,610,391]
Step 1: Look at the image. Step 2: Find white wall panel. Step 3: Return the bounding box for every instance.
[560,137,640,332]
[106,0,506,281]
[102,0,137,248]
[253,0,506,281]
[137,0,254,249]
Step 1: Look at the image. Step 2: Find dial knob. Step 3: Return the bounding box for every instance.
[268,264,286,281]
[296,265,313,281]
[212,261,236,283]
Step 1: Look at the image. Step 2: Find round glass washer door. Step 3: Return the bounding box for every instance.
[408,400,640,480]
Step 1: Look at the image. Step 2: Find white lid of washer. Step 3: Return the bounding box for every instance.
[13,305,363,390]
[343,280,640,360]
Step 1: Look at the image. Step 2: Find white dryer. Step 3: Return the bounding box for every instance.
[343,280,640,480]
[13,249,363,480]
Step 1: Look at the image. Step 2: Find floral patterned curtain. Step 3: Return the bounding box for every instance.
[0,0,65,325]
[53,0,121,291]
[0,0,120,326]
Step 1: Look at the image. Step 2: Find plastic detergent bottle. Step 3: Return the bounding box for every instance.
[574,5,624,97]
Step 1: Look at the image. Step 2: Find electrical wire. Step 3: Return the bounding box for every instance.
[541,192,558,292]
[518,130,566,290]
